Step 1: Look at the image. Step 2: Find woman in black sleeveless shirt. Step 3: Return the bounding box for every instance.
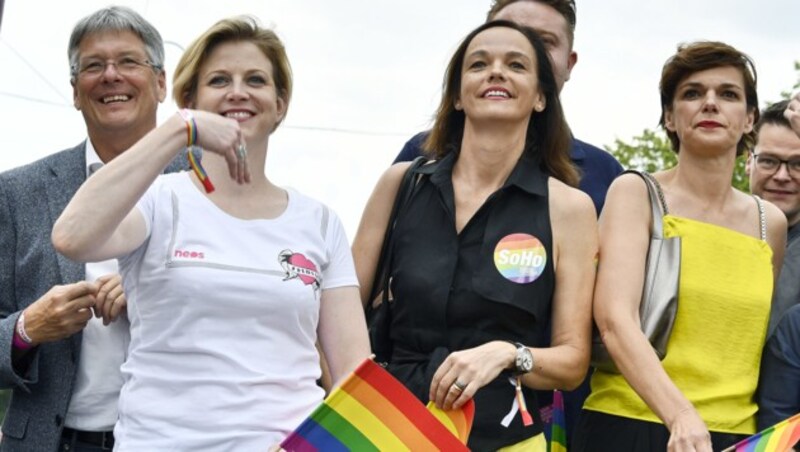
[353,20,598,451]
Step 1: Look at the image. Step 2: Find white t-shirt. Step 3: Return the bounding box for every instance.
[115,173,358,451]
[64,140,130,431]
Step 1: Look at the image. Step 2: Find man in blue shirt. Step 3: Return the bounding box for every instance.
[753,98,800,430]
[748,99,800,336]
[393,0,623,214]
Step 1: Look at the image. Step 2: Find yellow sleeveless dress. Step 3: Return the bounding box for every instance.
[584,214,773,434]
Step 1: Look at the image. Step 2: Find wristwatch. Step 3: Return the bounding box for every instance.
[507,341,534,375]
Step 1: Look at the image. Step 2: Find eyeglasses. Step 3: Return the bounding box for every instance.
[74,56,161,78]
[752,153,800,177]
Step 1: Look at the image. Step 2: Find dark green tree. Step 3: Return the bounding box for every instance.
[605,128,750,192]
[605,128,676,175]
[780,61,800,100]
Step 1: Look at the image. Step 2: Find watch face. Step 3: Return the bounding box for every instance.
[518,348,533,372]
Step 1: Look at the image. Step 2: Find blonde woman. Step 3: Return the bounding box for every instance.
[53,17,369,450]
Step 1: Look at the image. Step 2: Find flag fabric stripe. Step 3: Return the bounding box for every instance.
[781,418,800,450]
[344,373,439,450]
[280,432,317,452]
[427,404,459,435]
[549,425,567,452]
[548,389,567,452]
[450,410,468,439]
[287,418,343,452]
[785,428,800,449]
[771,420,800,451]
[727,412,800,452]
[281,359,473,451]
[310,403,379,451]
[426,400,474,444]
[425,400,471,443]
[764,429,782,452]
[326,387,408,450]
[355,360,469,450]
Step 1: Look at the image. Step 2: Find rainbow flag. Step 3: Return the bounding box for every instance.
[723,413,800,452]
[281,358,474,451]
[549,390,567,452]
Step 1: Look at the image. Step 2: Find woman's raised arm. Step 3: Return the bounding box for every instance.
[53,111,241,262]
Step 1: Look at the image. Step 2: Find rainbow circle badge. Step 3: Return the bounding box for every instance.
[494,233,547,284]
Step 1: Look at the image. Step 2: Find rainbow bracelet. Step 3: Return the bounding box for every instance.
[178,109,214,193]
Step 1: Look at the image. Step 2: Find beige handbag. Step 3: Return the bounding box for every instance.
[591,170,681,373]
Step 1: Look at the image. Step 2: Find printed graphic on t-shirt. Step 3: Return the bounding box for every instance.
[173,248,205,260]
[279,249,321,290]
[493,233,547,284]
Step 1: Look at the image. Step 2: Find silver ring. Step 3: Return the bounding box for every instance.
[452,380,467,392]
[236,144,247,161]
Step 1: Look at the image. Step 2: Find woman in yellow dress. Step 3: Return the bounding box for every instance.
[573,41,787,452]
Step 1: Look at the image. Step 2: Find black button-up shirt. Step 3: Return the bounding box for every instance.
[386,152,556,450]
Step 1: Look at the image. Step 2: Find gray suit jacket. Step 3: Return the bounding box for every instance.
[0,142,191,451]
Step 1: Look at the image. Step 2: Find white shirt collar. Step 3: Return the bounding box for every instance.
[84,138,104,177]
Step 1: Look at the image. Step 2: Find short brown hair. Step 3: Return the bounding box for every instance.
[172,16,292,129]
[658,41,759,156]
[487,0,577,47]
[755,100,791,135]
[424,20,578,187]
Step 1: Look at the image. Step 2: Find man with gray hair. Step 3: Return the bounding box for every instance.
[0,6,188,451]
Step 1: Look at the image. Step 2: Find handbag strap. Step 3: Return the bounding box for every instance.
[752,194,767,241]
[623,171,768,242]
[622,170,668,239]
[367,156,428,306]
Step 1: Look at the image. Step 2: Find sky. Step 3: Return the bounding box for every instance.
[1,0,799,238]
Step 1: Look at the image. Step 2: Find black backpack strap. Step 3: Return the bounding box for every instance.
[367,156,428,306]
